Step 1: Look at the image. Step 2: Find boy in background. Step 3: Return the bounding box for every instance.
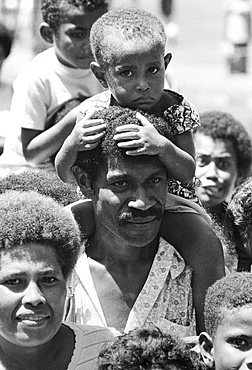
[199,273,252,369]
[0,0,108,175]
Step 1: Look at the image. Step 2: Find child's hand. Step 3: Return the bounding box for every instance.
[69,109,106,152]
[114,112,168,156]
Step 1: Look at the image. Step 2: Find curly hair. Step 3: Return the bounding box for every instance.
[98,327,206,370]
[0,190,81,278]
[41,0,108,31]
[204,273,252,338]
[194,111,252,181]
[90,7,166,68]
[0,169,80,206]
[75,106,171,181]
[0,22,13,59]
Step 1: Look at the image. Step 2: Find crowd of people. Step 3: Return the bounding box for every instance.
[0,0,251,369]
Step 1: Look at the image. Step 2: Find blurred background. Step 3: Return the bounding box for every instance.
[0,0,252,137]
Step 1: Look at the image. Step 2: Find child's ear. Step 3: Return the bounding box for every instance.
[39,22,54,44]
[198,332,214,368]
[90,62,108,88]
[72,166,95,198]
[164,53,172,69]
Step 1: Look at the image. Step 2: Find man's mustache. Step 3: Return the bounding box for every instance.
[118,207,162,225]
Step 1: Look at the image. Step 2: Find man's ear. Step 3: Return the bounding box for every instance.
[164,53,172,69]
[198,332,214,368]
[90,62,108,88]
[39,22,54,44]
[72,166,94,198]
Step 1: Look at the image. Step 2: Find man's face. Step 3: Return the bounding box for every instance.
[213,306,252,369]
[53,7,106,69]
[103,39,165,112]
[90,156,168,247]
[195,133,239,208]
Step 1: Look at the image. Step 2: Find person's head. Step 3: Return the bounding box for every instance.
[99,327,206,370]
[0,22,13,73]
[199,273,252,369]
[40,0,108,69]
[194,111,252,212]
[73,106,170,247]
[89,8,172,112]
[0,190,81,348]
[0,168,80,206]
[224,175,252,264]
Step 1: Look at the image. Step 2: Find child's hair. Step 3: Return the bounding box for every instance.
[0,22,13,59]
[41,0,108,32]
[0,168,80,206]
[98,327,206,370]
[90,7,167,68]
[194,110,252,181]
[0,190,81,278]
[204,273,252,338]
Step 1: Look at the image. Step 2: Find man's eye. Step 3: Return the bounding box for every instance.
[148,67,158,74]
[5,278,21,286]
[121,70,133,77]
[113,181,128,188]
[149,177,161,184]
[41,277,57,284]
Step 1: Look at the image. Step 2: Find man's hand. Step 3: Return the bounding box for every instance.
[114,112,168,156]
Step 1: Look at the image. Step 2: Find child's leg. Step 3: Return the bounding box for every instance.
[65,198,95,238]
[159,210,225,334]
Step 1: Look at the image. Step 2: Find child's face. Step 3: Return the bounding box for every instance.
[103,40,166,112]
[53,7,105,69]
[213,306,252,369]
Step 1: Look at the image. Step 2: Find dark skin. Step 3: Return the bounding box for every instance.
[66,197,225,333]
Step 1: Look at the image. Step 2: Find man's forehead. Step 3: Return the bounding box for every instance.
[106,156,166,176]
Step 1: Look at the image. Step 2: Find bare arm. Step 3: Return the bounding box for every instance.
[22,105,80,167]
[114,113,196,183]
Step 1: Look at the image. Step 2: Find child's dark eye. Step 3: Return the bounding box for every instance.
[41,277,57,284]
[230,337,251,350]
[69,30,89,39]
[121,70,133,77]
[5,278,21,286]
[148,67,159,74]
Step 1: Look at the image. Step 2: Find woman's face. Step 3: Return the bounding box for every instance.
[195,133,239,209]
[0,244,66,348]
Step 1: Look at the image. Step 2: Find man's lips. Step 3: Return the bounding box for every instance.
[126,216,157,224]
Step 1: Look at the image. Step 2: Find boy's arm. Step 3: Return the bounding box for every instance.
[55,110,106,183]
[22,105,80,167]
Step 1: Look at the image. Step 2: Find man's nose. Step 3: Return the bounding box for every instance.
[128,187,154,210]
[22,282,46,307]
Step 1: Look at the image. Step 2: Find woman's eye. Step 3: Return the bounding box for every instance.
[121,70,133,77]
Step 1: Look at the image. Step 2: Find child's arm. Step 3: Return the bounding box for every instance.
[22,104,81,167]
[114,112,195,183]
[55,110,106,183]
[159,210,225,334]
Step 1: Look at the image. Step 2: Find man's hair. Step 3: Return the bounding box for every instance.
[204,273,252,338]
[99,327,206,370]
[225,175,252,245]
[194,110,252,181]
[0,190,81,278]
[0,169,80,206]
[41,0,108,31]
[90,7,166,68]
[0,22,13,59]
[75,106,171,182]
